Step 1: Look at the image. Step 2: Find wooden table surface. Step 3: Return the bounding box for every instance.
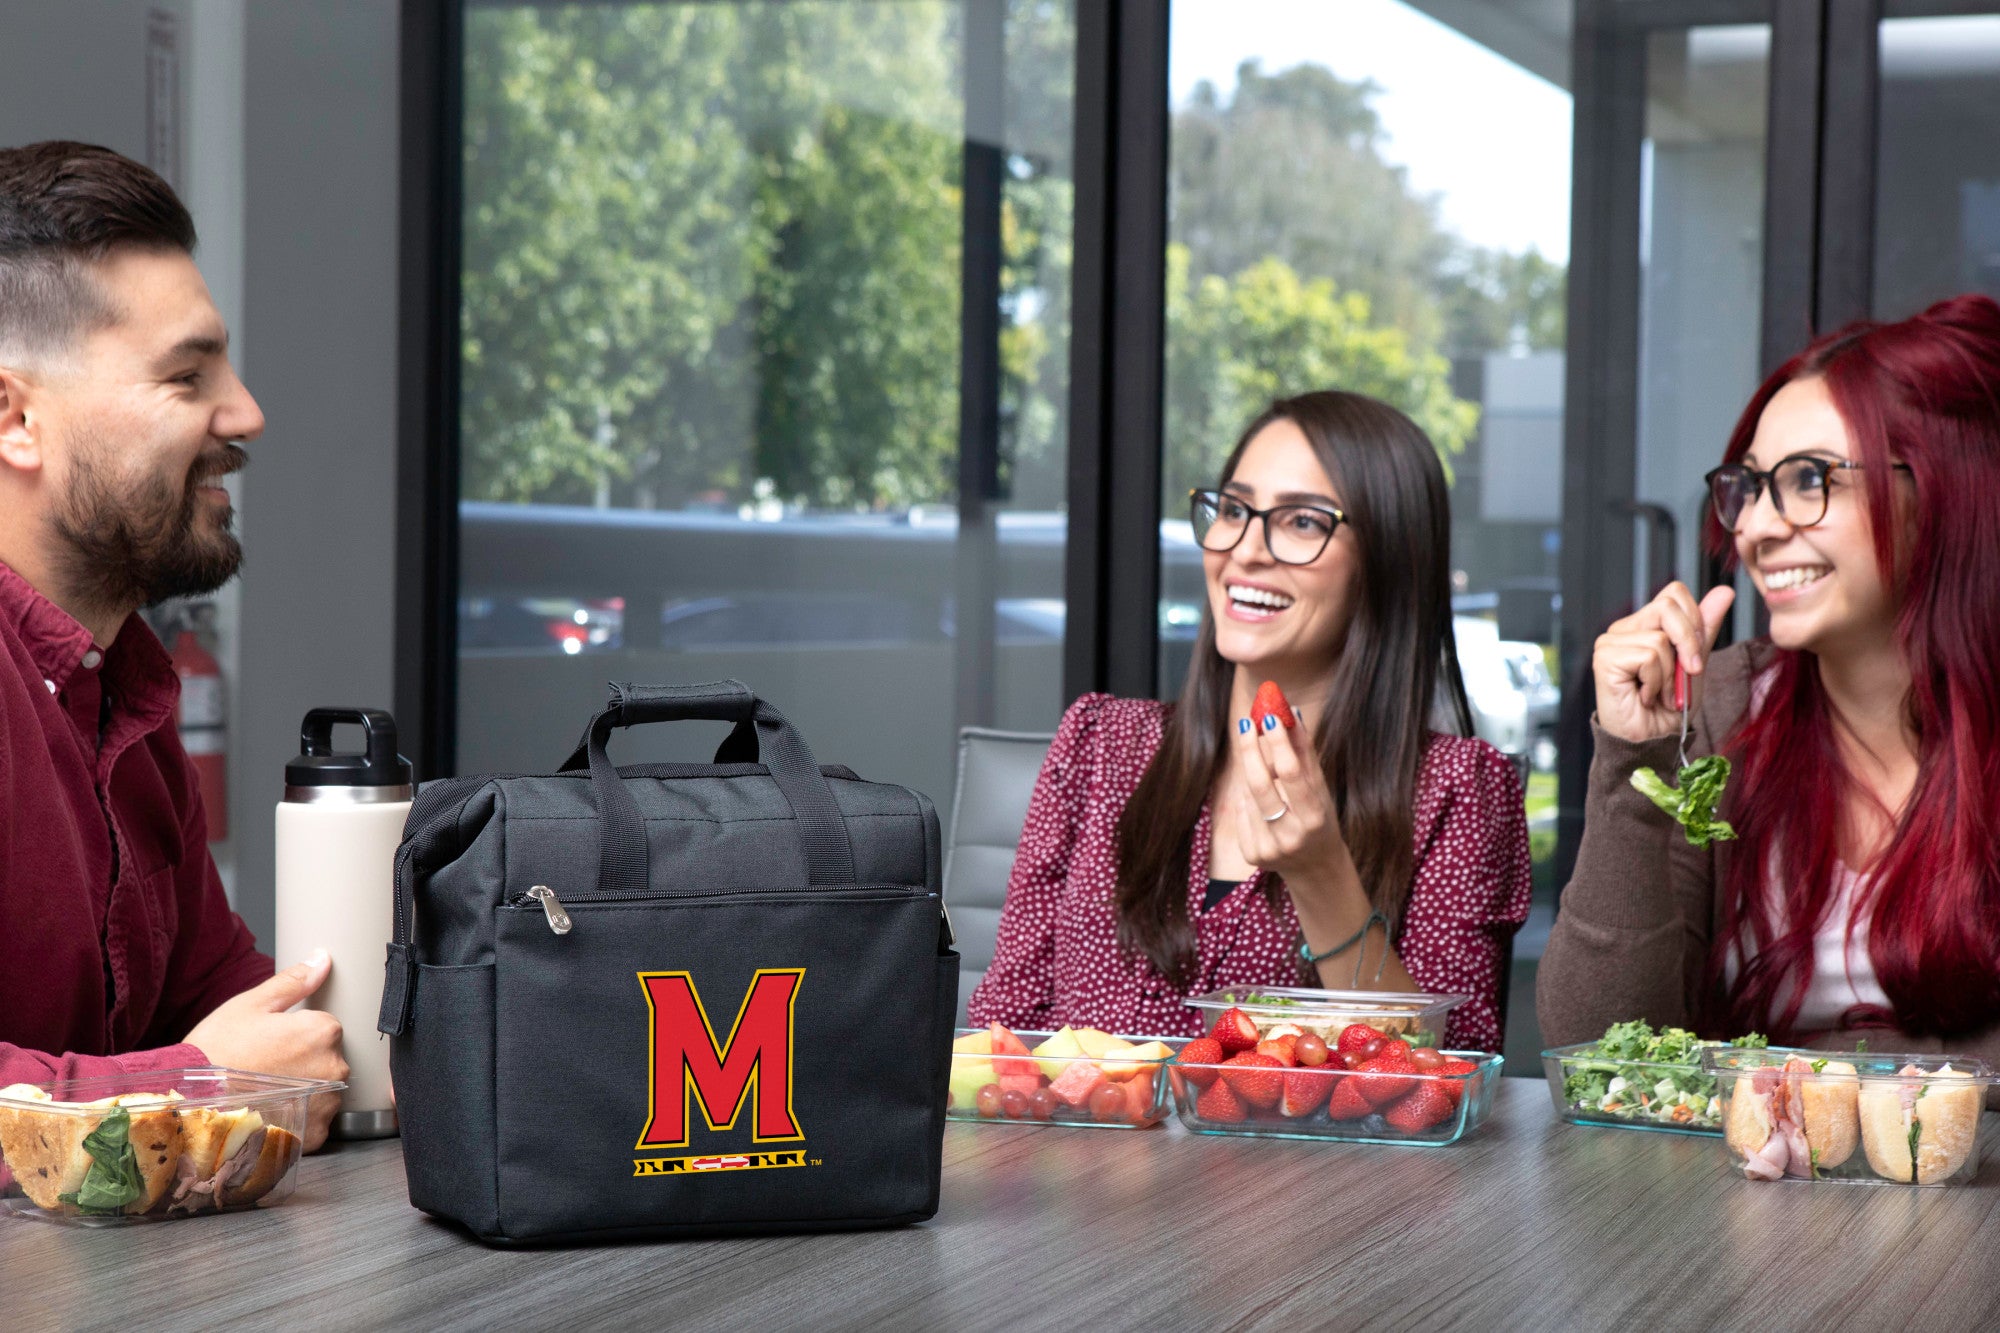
[5,1078,1997,1332]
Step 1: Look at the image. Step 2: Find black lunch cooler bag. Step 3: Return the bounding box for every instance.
[378,681,958,1244]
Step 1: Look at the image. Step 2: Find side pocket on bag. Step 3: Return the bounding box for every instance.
[393,963,500,1238]
[922,948,961,1220]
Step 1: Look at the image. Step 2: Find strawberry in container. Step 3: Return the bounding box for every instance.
[946,1023,1180,1128]
[1168,1005,1500,1146]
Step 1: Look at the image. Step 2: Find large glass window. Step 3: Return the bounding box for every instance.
[1874,13,2000,316]
[453,2,1075,817]
[1161,0,1571,1059]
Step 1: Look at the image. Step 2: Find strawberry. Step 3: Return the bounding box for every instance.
[1176,1037,1225,1089]
[1262,1023,1305,1041]
[1220,1052,1284,1109]
[1375,1039,1414,1066]
[1325,1076,1373,1121]
[1252,680,1297,731]
[1354,1055,1417,1107]
[1383,1082,1455,1132]
[1278,1066,1332,1117]
[1255,1035,1298,1067]
[1195,1077,1247,1123]
[1210,1007,1261,1054]
[1435,1057,1480,1108]
[1336,1023,1383,1057]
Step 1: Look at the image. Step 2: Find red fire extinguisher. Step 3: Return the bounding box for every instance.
[171,617,228,842]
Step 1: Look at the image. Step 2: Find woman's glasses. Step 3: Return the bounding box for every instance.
[1189,489,1345,565]
[1703,454,1911,532]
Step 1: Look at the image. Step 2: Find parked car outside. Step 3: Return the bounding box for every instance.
[1454,615,1558,767]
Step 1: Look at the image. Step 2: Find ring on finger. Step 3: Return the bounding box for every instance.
[1262,804,1290,823]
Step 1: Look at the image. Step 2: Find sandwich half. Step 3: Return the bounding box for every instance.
[0,1088,185,1214]
[1859,1065,1981,1184]
[1722,1056,1859,1179]
[169,1108,300,1213]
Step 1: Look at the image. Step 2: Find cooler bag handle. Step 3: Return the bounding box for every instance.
[565,680,858,893]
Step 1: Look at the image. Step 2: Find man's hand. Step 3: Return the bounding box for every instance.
[185,950,348,1151]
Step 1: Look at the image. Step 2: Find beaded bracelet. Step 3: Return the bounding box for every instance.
[1296,909,1388,974]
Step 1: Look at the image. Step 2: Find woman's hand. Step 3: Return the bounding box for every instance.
[1592,582,1736,744]
[1233,706,1354,896]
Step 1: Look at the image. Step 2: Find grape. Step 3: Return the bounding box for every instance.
[1294,1033,1329,1067]
[975,1084,1003,1118]
[1088,1084,1128,1121]
[1028,1087,1059,1121]
[1000,1089,1029,1119]
[1361,1036,1386,1059]
[1410,1047,1444,1071]
[1340,1051,1367,1070]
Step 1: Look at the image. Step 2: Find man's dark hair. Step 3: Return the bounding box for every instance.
[0,141,196,363]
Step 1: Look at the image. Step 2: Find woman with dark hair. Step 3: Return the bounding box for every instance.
[1540,294,2000,1065]
[967,391,1533,1051]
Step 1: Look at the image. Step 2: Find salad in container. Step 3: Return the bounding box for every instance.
[0,1067,343,1226]
[948,1024,1179,1128]
[1166,1001,1500,1145]
[1542,1020,1775,1134]
[1705,1048,1997,1185]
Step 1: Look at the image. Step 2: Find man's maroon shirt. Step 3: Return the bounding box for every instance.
[0,560,271,1087]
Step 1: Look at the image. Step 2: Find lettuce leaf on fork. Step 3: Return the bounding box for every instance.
[1631,755,1737,849]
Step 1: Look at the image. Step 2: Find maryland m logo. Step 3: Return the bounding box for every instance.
[636,969,804,1150]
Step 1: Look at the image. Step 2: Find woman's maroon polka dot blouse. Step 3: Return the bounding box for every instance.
[966,693,1533,1052]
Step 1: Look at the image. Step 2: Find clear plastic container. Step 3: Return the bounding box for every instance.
[0,1067,344,1225]
[1540,1041,1805,1135]
[1167,1049,1501,1145]
[1183,986,1468,1051]
[947,1027,1181,1129]
[1702,1049,1996,1185]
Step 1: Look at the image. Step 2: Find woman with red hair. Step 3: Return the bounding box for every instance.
[1540,294,2000,1064]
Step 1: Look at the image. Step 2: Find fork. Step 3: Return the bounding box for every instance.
[1674,660,1691,770]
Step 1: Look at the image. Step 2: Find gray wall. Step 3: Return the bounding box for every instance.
[0,5,154,147]
[237,2,401,950]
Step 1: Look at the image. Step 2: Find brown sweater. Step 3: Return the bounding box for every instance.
[1536,639,2000,1087]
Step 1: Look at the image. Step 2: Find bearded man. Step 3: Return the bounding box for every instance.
[0,142,344,1149]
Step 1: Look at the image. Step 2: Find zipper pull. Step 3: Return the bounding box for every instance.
[524,885,572,935]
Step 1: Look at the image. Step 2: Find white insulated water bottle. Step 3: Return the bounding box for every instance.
[275,707,412,1139]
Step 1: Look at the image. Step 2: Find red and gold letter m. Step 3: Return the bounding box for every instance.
[636,968,804,1149]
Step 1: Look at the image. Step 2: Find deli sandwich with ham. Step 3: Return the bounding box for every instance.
[1723,1055,1982,1183]
[1723,1054,1860,1180]
[0,1085,301,1216]
[1858,1065,1981,1184]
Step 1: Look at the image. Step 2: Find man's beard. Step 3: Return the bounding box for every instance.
[50,440,247,612]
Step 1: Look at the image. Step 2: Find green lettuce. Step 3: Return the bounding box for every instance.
[55,1106,145,1215]
[1632,755,1738,848]
[1559,1020,1770,1122]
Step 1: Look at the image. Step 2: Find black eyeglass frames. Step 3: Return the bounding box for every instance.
[1704,454,1912,532]
[1188,489,1346,565]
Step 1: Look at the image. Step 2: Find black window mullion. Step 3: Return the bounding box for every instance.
[397,0,464,782]
[1063,0,1170,704]
[1761,0,1826,376]
[1554,0,1648,884]
[1062,0,1112,705]
[1817,0,1883,327]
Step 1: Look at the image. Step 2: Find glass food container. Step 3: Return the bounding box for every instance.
[1703,1048,1997,1186]
[1166,1048,1501,1145]
[948,1026,1181,1129]
[0,1067,344,1226]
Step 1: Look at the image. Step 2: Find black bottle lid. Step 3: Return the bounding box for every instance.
[285,707,413,789]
